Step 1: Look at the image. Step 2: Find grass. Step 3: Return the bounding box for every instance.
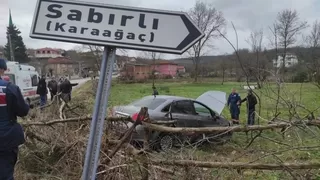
[72,80,320,179]
[75,80,320,122]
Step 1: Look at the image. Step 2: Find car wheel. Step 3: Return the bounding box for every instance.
[159,134,174,152]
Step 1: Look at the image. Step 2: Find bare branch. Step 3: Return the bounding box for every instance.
[187,1,226,82]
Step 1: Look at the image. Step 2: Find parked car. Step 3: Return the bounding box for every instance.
[112,91,232,151]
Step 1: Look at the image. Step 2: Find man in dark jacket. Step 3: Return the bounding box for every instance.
[240,89,258,125]
[58,78,78,103]
[0,58,30,179]
[227,88,241,124]
[48,78,58,101]
[37,76,48,107]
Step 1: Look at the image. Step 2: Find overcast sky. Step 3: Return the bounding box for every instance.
[1,0,320,59]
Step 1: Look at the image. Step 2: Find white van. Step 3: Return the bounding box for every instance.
[3,61,40,104]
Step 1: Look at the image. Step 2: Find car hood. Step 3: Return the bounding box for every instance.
[196,91,227,115]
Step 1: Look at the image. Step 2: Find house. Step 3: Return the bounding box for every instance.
[273,53,298,68]
[46,57,78,76]
[117,56,137,70]
[121,63,151,80]
[177,65,186,73]
[34,48,65,59]
[150,60,179,78]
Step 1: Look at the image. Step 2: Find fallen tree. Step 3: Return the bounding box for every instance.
[151,160,320,170]
[142,120,320,133]
[20,106,320,179]
[21,116,320,134]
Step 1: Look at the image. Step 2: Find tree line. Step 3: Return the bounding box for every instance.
[186,1,320,87]
[3,0,320,87]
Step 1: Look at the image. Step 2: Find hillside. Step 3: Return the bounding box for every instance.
[170,46,313,66]
[172,55,226,65]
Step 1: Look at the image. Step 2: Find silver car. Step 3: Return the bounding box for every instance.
[112,91,232,151]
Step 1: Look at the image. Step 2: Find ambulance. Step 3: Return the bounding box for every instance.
[3,61,40,105]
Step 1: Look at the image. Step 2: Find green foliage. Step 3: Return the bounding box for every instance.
[159,86,170,93]
[292,71,308,83]
[4,24,29,63]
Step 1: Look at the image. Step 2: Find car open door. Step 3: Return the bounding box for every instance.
[196,91,227,115]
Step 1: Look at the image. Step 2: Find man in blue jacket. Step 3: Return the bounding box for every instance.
[0,58,30,179]
[227,88,241,125]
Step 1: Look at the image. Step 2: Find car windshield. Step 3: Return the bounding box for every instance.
[130,97,166,110]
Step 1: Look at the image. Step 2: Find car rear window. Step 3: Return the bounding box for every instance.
[130,97,166,110]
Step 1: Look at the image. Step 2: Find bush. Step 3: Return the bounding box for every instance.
[159,86,170,93]
[164,75,173,79]
[292,71,308,83]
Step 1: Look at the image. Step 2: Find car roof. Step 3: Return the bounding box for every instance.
[143,95,193,101]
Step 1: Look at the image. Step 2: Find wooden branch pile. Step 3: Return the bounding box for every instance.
[21,107,320,179]
[21,114,320,134]
[151,160,320,170]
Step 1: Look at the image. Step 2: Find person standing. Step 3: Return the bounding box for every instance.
[48,78,58,101]
[36,75,48,108]
[152,86,159,97]
[0,58,30,179]
[240,89,258,125]
[227,88,241,124]
[58,78,78,103]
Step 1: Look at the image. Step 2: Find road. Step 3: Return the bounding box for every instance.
[47,77,90,99]
[70,77,91,90]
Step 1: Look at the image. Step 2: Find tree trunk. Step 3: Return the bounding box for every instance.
[221,70,225,85]
[194,62,199,82]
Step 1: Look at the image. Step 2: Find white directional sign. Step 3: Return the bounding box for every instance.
[30,0,204,54]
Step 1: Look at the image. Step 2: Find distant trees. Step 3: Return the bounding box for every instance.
[187,1,226,82]
[303,20,320,87]
[246,29,270,88]
[274,9,308,77]
[140,51,163,86]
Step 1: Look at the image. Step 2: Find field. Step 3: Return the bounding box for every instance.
[76,79,320,121]
[75,80,320,179]
[17,79,320,179]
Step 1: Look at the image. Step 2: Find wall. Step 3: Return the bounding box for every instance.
[121,65,151,80]
[46,63,75,76]
[152,64,178,77]
[133,65,151,80]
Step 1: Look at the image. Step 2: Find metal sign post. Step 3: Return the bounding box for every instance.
[81,46,116,180]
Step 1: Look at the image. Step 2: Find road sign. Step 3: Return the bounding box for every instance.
[30,0,204,54]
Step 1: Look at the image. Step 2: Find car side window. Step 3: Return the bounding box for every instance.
[193,102,212,117]
[162,104,171,112]
[170,100,194,115]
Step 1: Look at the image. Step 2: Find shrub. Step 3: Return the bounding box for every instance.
[292,71,308,83]
[159,86,170,93]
